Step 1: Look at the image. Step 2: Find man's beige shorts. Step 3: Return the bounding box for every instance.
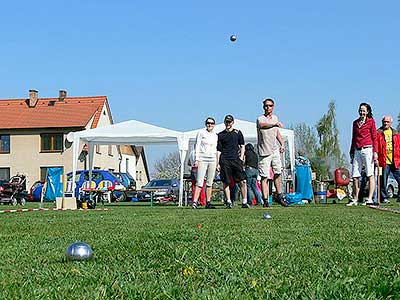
[258,149,282,179]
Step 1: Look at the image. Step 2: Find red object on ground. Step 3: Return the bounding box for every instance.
[334,168,350,186]
[197,224,203,229]
[191,172,206,206]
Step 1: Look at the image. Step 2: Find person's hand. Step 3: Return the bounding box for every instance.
[194,160,199,168]
[279,145,285,153]
[373,152,378,164]
[216,164,220,172]
[276,121,284,128]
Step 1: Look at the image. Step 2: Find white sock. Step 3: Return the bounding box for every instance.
[242,199,247,204]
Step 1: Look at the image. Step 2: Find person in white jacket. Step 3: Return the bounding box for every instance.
[192,117,218,209]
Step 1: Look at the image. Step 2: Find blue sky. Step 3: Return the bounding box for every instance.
[1,1,399,173]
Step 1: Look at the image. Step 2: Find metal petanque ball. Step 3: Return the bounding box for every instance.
[65,242,93,261]
[262,213,272,220]
[230,35,237,42]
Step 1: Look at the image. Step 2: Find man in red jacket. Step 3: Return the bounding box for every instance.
[376,115,400,203]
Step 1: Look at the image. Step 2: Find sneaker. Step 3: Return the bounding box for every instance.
[362,199,375,206]
[205,202,216,209]
[274,193,288,207]
[241,203,251,208]
[225,202,233,209]
[346,201,358,207]
[380,199,390,205]
[191,202,198,209]
[263,201,270,208]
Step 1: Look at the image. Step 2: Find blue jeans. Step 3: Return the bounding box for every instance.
[245,167,262,205]
[380,165,400,200]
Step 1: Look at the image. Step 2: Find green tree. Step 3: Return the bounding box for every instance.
[314,100,348,180]
[153,151,181,179]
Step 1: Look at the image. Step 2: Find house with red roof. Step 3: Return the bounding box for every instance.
[0,89,148,189]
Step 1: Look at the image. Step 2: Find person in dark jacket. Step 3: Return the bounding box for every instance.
[376,115,400,203]
[244,143,263,206]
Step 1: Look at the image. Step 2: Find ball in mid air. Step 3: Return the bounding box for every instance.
[230,35,237,42]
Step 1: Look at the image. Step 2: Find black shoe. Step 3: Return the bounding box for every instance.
[274,193,289,207]
[225,202,233,209]
[191,202,198,209]
[241,203,251,208]
[263,201,270,208]
[205,202,216,209]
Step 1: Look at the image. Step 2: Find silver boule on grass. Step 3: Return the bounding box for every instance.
[262,213,272,219]
[65,242,94,261]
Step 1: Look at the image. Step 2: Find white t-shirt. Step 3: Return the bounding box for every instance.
[195,128,218,162]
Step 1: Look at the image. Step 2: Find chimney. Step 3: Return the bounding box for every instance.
[28,89,38,108]
[59,89,67,102]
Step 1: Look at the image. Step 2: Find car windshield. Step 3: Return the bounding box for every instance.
[147,179,172,187]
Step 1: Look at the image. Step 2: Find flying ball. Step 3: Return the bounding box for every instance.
[229,35,237,42]
[262,213,272,220]
[65,242,93,261]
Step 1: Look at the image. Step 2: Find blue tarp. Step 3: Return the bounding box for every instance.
[295,165,313,201]
[44,168,63,201]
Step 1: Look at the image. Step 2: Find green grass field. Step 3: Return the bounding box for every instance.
[0,201,399,299]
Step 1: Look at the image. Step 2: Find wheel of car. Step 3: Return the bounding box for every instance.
[113,191,127,202]
[11,196,17,206]
[387,185,394,199]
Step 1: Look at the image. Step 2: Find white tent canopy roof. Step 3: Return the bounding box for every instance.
[74,119,183,145]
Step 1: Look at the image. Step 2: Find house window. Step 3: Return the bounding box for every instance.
[0,167,10,180]
[95,144,101,154]
[41,133,63,152]
[108,145,113,156]
[40,166,64,181]
[0,135,10,153]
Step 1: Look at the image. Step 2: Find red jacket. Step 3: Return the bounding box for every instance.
[350,117,377,156]
[376,127,400,168]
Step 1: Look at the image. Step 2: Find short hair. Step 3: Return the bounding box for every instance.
[205,117,215,124]
[382,115,393,122]
[263,98,275,105]
[359,102,373,118]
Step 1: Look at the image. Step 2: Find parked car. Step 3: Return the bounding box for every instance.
[31,170,125,202]
[113,172,136,200]
[29,180,45,201]
[386,173,398,198]
[137,179,179,203]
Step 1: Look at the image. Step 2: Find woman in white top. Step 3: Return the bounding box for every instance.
[192,117,218,209]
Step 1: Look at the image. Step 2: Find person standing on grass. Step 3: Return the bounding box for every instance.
[256,98,288,207]
[191,117,218,209]
[217,114,249,209]
[188,148,206,206]
[244,143,263,206]
[376,115,400,204]
[347,102,378,206]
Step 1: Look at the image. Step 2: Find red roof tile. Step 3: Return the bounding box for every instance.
[0,96,107,129]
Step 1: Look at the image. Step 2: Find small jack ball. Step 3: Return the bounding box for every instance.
[230,35,237,42]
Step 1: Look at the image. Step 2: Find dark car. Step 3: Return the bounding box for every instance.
[137,179,179,203]
[113,172,136,200]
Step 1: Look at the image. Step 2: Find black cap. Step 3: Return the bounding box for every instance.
[224,114,234,123]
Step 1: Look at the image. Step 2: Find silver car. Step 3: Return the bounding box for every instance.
[386,173,399,198]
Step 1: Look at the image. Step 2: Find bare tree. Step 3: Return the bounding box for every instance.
[397,113,400,132]
[153,151,181,179]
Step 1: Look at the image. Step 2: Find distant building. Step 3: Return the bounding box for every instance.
[0,89,149,188]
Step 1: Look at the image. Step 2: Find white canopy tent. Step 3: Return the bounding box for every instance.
[71,119,189,206]
[71,118,295,207]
